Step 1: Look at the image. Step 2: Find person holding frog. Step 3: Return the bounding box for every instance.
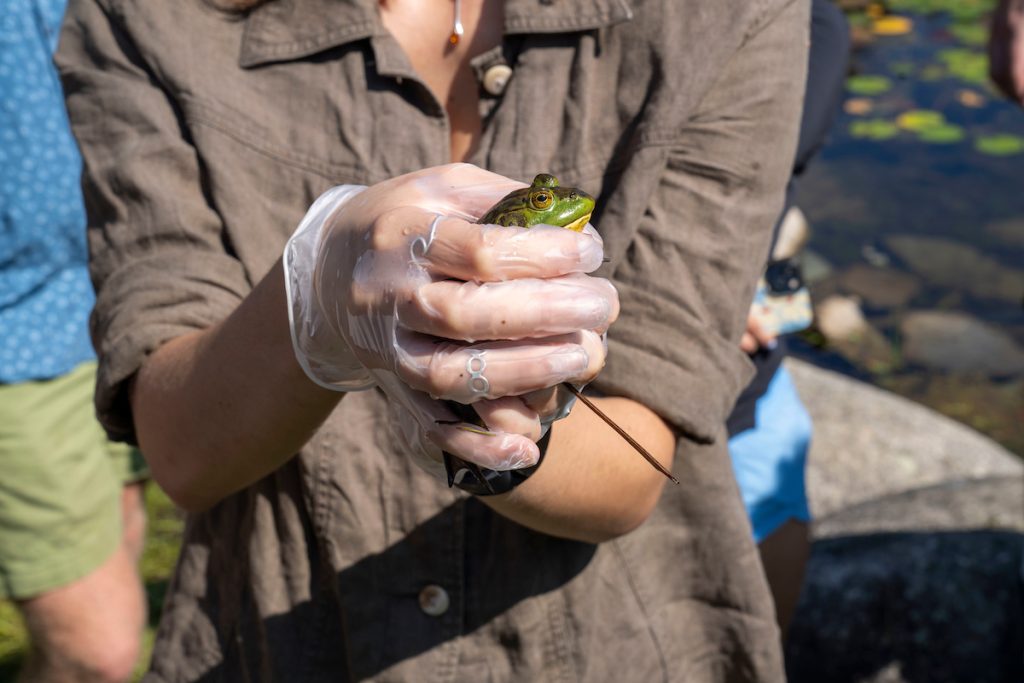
[56,0,809,679]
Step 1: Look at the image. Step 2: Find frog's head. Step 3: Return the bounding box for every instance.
[477,174,595,232]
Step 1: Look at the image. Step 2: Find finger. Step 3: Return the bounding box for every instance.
[520,386,561,417]
[472,397,542,442]
[567,329,608,384]
[746,314,778,348]
[428,419,541,471]
[404,163,525,220]
[740,332,759,354]
[394,333,591,403]
[375,371,540,471]
[400,274,618,341]
[422,217,605,282]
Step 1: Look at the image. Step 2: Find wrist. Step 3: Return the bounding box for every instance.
[284,184,374,391]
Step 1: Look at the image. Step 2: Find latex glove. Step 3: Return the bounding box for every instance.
[284,164,618,477]
[990,0,1024,105]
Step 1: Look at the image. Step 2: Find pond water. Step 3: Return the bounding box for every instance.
[789,1,1024,455]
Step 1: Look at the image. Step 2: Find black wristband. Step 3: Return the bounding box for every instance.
[442,428,552,497]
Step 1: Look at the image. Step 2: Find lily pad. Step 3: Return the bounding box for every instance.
[872,16,914,36]
[890,61,916,78]
[896,109,946,131]
[937,48,989,86]
[846,74,893,96]
[917,123,965,143]
[949,22,988,46]
[850,118,901,140]
[888,0,996,22]
[920,64,946,81]
[975,134,1024,156]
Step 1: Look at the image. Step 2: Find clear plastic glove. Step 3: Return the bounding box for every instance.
[284,164,618,478]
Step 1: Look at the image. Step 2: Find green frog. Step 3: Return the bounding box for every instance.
[442,174,677,493]
[477,173,595,232]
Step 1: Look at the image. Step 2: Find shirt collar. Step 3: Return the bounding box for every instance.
[239,0,632,68]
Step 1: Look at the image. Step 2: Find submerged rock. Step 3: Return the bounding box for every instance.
[801,249,834,285]
[838,264,922,309]
[900,310,1024,376]
[814,296,898,374]
[986,217,1024,249]
[884,234,1024,304]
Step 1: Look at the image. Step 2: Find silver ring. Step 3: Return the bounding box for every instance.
[466,349,490,397]
[410,214,442,264]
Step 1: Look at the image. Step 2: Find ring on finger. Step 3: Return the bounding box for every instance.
[410,214,442,264]
[466,349,490,397]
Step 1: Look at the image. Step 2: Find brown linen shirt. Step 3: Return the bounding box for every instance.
[58,0,809,680]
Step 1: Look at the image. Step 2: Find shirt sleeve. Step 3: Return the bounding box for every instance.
[593,0,810,444]
[57,0,252,444]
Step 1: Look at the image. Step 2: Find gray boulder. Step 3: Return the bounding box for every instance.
[900,310,1024,377]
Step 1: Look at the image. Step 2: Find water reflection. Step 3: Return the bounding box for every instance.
[792,4,1024,455]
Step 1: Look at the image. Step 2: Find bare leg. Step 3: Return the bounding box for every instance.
[757,518,810,639]
[16,483,147,683]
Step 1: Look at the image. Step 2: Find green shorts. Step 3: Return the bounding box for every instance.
[0,361,147,600]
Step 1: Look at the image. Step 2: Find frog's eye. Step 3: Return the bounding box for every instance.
[530,191,553,210]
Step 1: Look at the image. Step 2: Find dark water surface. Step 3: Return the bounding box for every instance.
[791,6,1024,455]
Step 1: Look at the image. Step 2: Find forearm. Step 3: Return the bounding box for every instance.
[482,396,676,543]
[132,259,341,512]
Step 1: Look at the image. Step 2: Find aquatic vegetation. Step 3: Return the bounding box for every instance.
[919,64,947,81]
[949,22,988,46]
[873,15,915,35]
[974,134,1024,155]
[887,0,997,22]
[896,109,947,131]
[937,48,989,85]
[846,74,894,95]
[916,123,966,143]
[850,118,901,140]
[890,61,917,77]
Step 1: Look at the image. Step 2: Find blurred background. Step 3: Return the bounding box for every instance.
[1,0,1021,680]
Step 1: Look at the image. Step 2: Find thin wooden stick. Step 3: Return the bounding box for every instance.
[562,383,680,485]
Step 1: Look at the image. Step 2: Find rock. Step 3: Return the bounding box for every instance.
[801,249,833,285]
[815,295,869,340]
[900,310,1024,376]
[880,373,1024,457]
[786,529,1024,683]
[813,476,1024,539]
[884,234,1024,304]
[787,359,1024,519]
[814,296,899,374]
[773,206,810,260]
[838,264,922,309]
[986,217,1024,248]
[786,362,1024,683]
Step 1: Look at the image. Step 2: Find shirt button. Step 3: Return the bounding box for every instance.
[482,64,513,96]
[418,585,450,617]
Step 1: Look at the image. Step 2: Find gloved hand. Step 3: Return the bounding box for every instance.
[284,164,618,478]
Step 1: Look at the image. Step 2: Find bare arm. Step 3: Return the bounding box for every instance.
[136,258,673,544]
[131,260,341,512]
[484,397,676,544]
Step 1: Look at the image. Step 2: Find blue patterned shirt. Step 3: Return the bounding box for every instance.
[0,0,96,383]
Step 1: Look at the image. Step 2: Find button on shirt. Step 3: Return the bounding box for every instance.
[0,0,94,383]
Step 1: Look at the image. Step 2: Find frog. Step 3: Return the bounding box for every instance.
[441,173,677,493]
[477,173,595,232]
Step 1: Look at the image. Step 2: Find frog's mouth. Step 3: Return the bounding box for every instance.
[562,212,592,233]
